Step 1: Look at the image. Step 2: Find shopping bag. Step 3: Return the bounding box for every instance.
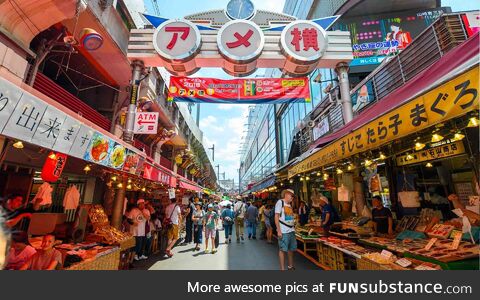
[214,229,220,248]
[398,191,420,208]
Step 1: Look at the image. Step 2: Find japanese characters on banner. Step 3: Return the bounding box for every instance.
[0,76,149,178]
[217,20,264,63]
[288,67,479,178]
[280,20,328,63]
[396,141,466,166]
[153,19,201,61]
[168,77,311,104]
[143,163,171,186]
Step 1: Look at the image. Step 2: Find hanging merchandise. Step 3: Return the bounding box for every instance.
[398,169,421,208]
[337,184,350,202]
[41,152,68,183]
[168,188,176,199]
[63,185,81,210]
[32,182,53,206]
[369,174,382,193]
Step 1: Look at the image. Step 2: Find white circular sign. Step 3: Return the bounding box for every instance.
[217,20,264,63]
[280,20,328,63]
[153,19,201,62]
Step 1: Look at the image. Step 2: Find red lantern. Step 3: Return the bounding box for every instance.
[41,152,68,182]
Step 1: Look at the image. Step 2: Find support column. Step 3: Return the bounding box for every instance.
[353,170,366,217]
[124,60,145,143]
[335,62,354,124]
[111,177,127,229]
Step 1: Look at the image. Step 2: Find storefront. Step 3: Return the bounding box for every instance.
[285,34,479,270]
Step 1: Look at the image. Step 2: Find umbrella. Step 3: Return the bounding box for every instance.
[219,200,233,207]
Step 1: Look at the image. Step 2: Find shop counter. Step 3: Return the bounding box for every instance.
[63,247,121,270]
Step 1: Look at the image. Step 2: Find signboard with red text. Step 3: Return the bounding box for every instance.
[134,112,159,134]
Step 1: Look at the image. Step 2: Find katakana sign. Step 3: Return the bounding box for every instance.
[153,19,201,61]
[134,112,159,134]
[217,20,264,63]
[281,20,328,63]
[396,141,465,166]
[288,66,479,178]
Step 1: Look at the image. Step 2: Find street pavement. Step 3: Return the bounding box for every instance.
[134,229,319,270]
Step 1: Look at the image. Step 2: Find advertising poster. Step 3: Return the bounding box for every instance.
[168,77,311,104]
[84,132,115,166]
[122,149,140,174]
[334,8,448,67]
[108,143,127,169]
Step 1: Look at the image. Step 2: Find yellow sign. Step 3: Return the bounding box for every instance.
[396,141,465,166]
[288,67,479,178]
[282,79,305,87]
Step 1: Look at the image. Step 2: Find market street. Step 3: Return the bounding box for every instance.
[134,230,318,270]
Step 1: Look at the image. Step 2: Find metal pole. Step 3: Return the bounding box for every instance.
[124,60,145,143]
[111,176,127,229]
[196,103,201,126]
[209,144,215,161]
[335,62,353,124]
[238,168,241,194]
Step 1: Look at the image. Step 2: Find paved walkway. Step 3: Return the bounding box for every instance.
[134,228,319,270]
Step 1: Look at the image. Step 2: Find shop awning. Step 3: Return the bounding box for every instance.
[178,178,203,192]
[251,175,276,192]
[288,33,479,178]
[143,163,175,187]
[309,33,480,151]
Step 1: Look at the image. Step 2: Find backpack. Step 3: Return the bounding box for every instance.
[162,204,177,229]
[223,209,234,225]
[235,203,245,219]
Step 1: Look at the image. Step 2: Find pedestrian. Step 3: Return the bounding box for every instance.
[298,201,309,226]
[221,204,235,244]
[318,195,339,235]
[246,201,258,239]
[20,235,62,270]
[371,195,393,236]
[275,189,297,271]
[258,201,266,240]
[203,204,218,254]
[183,197,195,245]
[5,231,36,270]
[192,202,204,251]
[263,204,274,244]
[164,198,182,258]
[233,197,246,243]
[127,199,150,261]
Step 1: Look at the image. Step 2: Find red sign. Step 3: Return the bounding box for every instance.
[41,152,68,183]
[143,163,171,186]
[168,77,311,104]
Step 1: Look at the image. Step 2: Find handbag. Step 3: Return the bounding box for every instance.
[162,204,177,229]
[398,169,420,208]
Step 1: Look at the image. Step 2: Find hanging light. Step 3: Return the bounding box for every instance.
[280,183,284,186]
[467,117,479,127]
[364,159,372,167]
[425,162,433,168]
[347,164,354,171]
[378,153,386,160]
[453,132,465,141]
[117,182,123,188]
[111,176,117,182]
[323,173,329,180]
[316,172,321,176]
[12,141,24,149]
[289,179,293,183]
[48,152,57,159]
[83,165,91,172]
[300,177,304,181]
[128,179,132,183]
[127,184,132,190]
[141,187,146,192]
[336,168,343,174]
[406,153,414,161]
[305,176,310,181]
[431,133,444,143]
[415,142,426,151]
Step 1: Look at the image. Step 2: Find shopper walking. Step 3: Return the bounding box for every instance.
[164,198,182,258]
[233,197,246,243]
[263,204,274,244]
[221,204,235,244]
[258,202,266,240]
[203,204,218,254]
[246,202,258,239]
[183,198,195,245]
[275,189,297,271]
[128,199,151,261]
[192,202,204,251]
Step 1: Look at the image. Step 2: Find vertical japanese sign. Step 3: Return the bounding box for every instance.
[0,79,23,132]
[288,67,479,178]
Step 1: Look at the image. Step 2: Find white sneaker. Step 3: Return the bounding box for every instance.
[204,248,210,254]
[134,255,140,261]
[140,255,148,260]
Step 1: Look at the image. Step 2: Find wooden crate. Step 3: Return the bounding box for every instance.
[356,257,392,270]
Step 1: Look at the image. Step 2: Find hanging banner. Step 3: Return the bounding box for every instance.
[396,141,466,166]
[168,77,311,104]
[288,67,479,178]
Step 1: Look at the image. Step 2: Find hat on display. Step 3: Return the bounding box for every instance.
[137,199,145,204]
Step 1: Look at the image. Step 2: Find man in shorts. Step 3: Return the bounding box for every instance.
[274,189,297,271]
[203,204,218,254]
[165,198,181,257]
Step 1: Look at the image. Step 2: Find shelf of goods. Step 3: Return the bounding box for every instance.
[64,247,121,270]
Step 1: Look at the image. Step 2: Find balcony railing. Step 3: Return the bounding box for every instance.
[351,13,469,114]
[33,73,111,131]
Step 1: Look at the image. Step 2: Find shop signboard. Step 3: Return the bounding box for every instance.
[217,20,264,64]
[280,20,328,63]
[69,125,95,159]
[52,116,82,154]
[0,79,23,132]
[168,77,311,104]
[334,8,446,67]
[153,19,201,62]
[143,163,171,185]
[288,67,479,178]
[312,117,330,141]
[396,141,466,166]
[108,143,127,169]
[462,11,480,37]
[134,112,159,134]
[352,80,375,113]
[31,105,67,149]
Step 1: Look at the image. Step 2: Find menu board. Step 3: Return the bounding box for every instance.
[109,143,127,169]
[122,149,140,174]
[84,132,114,166]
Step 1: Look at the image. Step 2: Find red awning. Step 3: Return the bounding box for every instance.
[310,33,479,150]
[178,178,202,192]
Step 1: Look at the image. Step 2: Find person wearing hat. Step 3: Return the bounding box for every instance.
[127,199,151,261]
[275,189,297,271]
[192,202,205,251]
[233,196,246,243]
[203,203,219,254]
[318,195,338,234]
[5,231,36,270]
[165,198,182,257]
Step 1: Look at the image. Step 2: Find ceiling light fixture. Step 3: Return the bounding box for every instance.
[12,141,24,149]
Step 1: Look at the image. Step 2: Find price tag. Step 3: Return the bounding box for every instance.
[380,250,393,259]
[424,238,438,250]
[450,231,462,250]
[415,264,436,271]
[395,258,412,268]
